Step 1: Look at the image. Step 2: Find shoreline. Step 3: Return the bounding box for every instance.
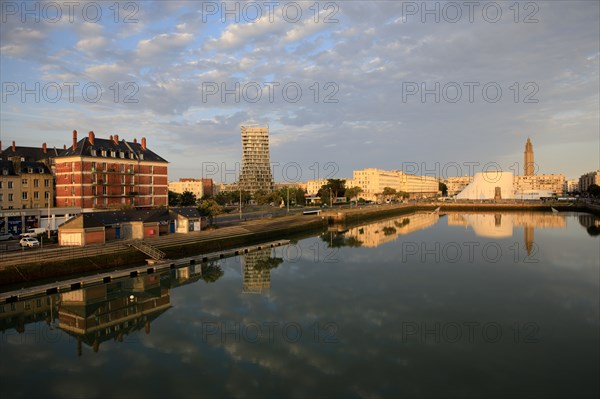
[0,201,598,288]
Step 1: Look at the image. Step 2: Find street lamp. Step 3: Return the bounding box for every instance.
[287,186,290,214]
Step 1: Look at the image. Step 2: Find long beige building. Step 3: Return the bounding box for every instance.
[349,168,438,201]
[514,174,565,196]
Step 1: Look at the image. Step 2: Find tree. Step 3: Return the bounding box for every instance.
[215,191,240,205]
[276,186,305,206]
[198,199,223,225]
[320,231,363,247]
[179,190,197,206]
[382,187,397,200]
[168,190,181,207]
[345,186,363,204]
[201,262,224,283]
[587,184,600,198]
[397,191,410,199]
[253,190,272,205]
[439,182,448,197]
[319,179,346,205]
[295,188,307,205]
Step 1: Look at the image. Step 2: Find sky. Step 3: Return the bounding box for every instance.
[1,0,598,183]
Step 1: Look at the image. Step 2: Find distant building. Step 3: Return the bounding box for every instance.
[514,174,565,196]
[524,137,534,176]
[169,178,213,199]
[579,170,600,193]
[305,179,329,195]
[443,176,474,196]
[238,124,274,195]
[564,179,579,194]
[54,131,168,210]
[349,168,438,201]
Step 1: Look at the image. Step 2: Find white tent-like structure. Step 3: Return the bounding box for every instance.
[456,171,515,200]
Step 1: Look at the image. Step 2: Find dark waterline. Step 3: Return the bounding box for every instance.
[1,212,598,399]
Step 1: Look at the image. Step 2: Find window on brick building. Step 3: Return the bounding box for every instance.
[34,179,39,187]
[34,192,39,199]
[44,179,49,187]
[22,192,28,200]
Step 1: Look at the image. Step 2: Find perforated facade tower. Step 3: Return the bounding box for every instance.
[238,124,274,194]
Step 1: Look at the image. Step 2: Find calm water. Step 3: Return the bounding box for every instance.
[1,212,598,399]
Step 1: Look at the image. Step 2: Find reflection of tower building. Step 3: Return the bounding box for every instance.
[239,124,274,195]
[524,137,534,176]
[524,225,534,256]
[242,249,273,294]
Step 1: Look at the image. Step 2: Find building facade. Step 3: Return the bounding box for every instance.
[54,131,168,210]
[443,176,474,196]
[564,179,579,194]
[514,174,565,196]
[305,179,329,195]
[168,178,213,199]
[349,168,438,201]
[1,142,55,210]
[238,124,274,195]
[579,170,600,193]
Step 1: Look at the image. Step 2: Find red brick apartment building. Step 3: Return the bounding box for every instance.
[55,131,168,210]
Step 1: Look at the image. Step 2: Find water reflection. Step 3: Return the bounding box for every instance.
[323,212,440,248]
[579,214,600,236]
[0,212,597,398]
[0,262,223,356]
[448,212,569,255]
[241,248,283,294]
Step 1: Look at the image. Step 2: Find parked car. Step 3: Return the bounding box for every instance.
[19,228,46,238]
[20,237,40,247]
[0,233,14,241]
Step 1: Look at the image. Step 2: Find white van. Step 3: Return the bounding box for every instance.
[19,228,46,238]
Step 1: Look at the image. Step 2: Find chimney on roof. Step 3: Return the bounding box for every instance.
[12,141,16,152]
[72,130,77,150]
[42,143,47,153]
[109,135,113,141]
[0,140,2,155]
[133,138,137,144]
[63,144,67,150]
[141,137,147,150]
[88,131,95,145]
[113,134,119,143]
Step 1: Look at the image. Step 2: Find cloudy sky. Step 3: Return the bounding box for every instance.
[1,0,598,183]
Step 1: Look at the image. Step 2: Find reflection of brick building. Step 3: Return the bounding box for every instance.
[55,131,168,210]
[58,275,171,355]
